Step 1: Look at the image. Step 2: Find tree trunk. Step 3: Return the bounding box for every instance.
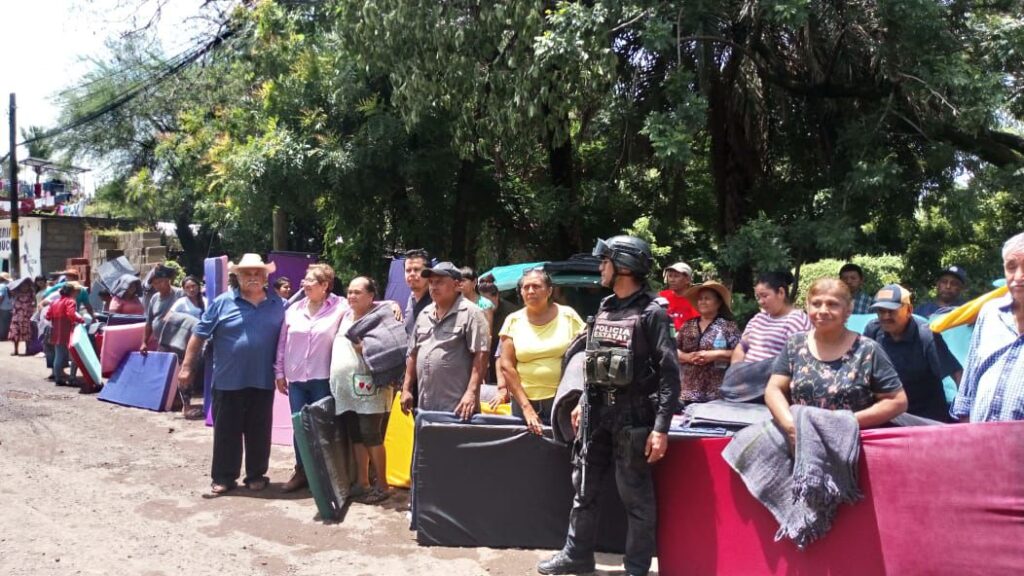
[449,158,475,266]
[548,130,581,255]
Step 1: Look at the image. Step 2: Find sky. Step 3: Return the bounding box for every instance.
[0,0,211,192]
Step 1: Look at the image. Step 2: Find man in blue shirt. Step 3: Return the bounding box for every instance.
[952,234,1024,422]
[864,284,962,422]
[179,254,285,495]
[914,265,967,318]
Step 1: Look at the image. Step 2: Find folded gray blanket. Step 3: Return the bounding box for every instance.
[551,350,586,445]
[681,400,772,430]
[720,357,775,403]
[346,302,408,387]
[159,311,198,355]
[722,405,862,549]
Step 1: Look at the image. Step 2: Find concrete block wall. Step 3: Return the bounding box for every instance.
[87,230,168,284]
[40,219,87,277]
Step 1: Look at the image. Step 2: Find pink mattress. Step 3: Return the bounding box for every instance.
[100,322,146,377]
[271,389,293,446]
[655,421,1024,575]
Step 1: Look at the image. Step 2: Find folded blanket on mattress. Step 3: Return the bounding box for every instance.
[722,405,862,549]
[720,357,775,403]
[159,311,197,355]
[681,400,773,430]
[346,302,407,387]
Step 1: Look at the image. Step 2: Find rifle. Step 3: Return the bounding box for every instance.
[578,315,596,498]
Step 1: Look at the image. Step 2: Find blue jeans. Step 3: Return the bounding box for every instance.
[53,344,69,381]
[288,378,333,468]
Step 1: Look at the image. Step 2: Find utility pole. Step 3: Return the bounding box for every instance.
[7,93,18,279]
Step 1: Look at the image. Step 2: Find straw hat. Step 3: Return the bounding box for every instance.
[684,281,733,314]
[228,253,277,274]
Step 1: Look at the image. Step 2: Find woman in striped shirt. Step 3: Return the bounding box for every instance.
[731,271,812,364]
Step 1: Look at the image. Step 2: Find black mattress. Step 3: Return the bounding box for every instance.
[411,411,626,552]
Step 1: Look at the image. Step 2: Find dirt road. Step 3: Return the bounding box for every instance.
[0,343,644,576]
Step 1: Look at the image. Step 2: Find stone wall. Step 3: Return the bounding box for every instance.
[87,230,167,283]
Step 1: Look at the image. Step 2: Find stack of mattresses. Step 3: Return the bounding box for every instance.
[411,411,627,552]
[98,351,179,411]
[292,396,357,522]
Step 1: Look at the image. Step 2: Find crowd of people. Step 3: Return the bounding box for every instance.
[3,229,1022,576]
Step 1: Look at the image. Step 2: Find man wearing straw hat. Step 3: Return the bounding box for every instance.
[179,254,286,495]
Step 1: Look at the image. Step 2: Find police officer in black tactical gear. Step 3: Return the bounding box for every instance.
[538,236,680,576]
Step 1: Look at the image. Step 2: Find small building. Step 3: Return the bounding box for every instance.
[0,215,130,279]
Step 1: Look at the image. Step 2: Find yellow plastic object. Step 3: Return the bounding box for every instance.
[384,394,414,488]
[481,401,512,416]
[929,286,1008,332]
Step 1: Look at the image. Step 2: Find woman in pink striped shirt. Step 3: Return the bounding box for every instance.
[731,271,811,364]
[274,263,348,492]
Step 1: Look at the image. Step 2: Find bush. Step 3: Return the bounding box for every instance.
[794,254,904,307]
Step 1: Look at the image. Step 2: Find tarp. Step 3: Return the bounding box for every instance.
[655,421,1024,576]
[478,262,547,292]
[98,351,179,412]
[411,411,626,552]
[99,322,145,377]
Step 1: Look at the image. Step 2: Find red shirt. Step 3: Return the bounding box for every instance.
[659,289,699,331]
[45,296,84,346]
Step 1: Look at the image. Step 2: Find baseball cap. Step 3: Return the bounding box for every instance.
[869,284,912,311]
[420,262,462,280]
[938,265,967,285]
[663,262,693,277]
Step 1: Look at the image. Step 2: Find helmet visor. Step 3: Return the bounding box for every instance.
[592,238,612,259]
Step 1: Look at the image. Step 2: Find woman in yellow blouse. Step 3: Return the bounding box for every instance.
[499,268,586,435]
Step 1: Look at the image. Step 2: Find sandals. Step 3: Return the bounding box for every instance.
[210,482,235,496]
[354,486,390,504]
[245,477,269,492]
[183,407,206,420]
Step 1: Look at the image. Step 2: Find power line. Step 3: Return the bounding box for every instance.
[18,26,237,148]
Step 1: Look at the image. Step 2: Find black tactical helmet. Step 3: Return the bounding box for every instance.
[592,235,654,277]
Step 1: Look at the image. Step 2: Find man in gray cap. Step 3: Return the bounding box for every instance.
[400,261,490,419]
[864,284,962,422]
[140,263,183,353]
[914,265,968,318]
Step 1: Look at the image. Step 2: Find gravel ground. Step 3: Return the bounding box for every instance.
[0,342,642,576]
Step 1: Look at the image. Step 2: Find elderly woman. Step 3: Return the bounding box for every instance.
[498,268,585,435]
[333,276,397,504]
[7,278,37,356]
[108,274,145,315]
[274,263,348,493]
[677,281,741,404]
[765,278,908,443]
[731,271,811,365]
